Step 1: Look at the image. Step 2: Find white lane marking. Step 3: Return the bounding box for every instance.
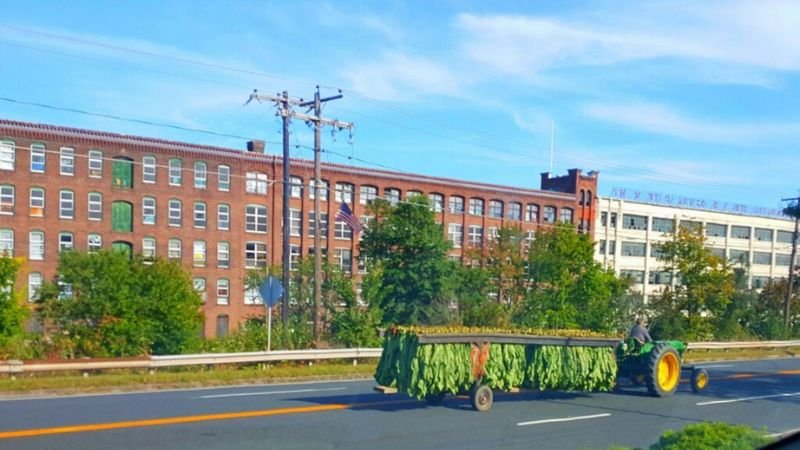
[697,391,800,406]
[198,387,346,399]
[698,364,734,369]
[769,427,800,438]
[0,378,369,402]
[517,413,611,427]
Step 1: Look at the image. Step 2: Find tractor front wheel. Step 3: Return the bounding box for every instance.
[645,343,681,397]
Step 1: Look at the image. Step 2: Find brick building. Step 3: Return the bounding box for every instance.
[0,119,597,337]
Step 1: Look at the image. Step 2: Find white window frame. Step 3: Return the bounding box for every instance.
[428,193,444,212]
[309,211,328,238]
[335,219,353,240]
[509,202,522,221]
[142,237,156,260]
[385,188,400,206]
[309,179,329,201]
[335,182,354,203]
[0,185,14,215]
[217,204,230,231]
[59,232,74,252]
[244,288,261,305]
[88,233,102,252]
[28,272,42,302]
[289,176,303,198]
[489,200,503,218]
[217,242,230,268]
[449,196,464,214]
[246,172,268,195]
[168,199,182,227]
[168,158,182,186]
[525,204,539,222]
[289,209,302,236]
[88,150,103,178]
[360,185,377,205]
[218,165,230,192]
[59,190,74,219]
[468,225,483,246]
[30,143,45,173]
[59,148,74,176]
[335,248,352,273]
[142,197,156,225]
[0,140,15,171]
[168,239,182,261]
[448,224,463,248]
[216,279,230,305]
[193,241,206,267]
[469,198,483,216]
[560,208,574,223]
[245,205,268,233]
[142,156,156,184]
[88,192,103,221]
[289,244,301,271]
[193,202,207,228]
[29,231,44,260]
[0,229,13,256]
[245,241,268,269]
[194,161,207,189]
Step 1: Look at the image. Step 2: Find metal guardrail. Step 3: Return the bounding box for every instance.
[1,341,798,374]
[0,348,382,374]
[687,340,800,350]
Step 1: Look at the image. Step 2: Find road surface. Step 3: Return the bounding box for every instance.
[0,357,798,449]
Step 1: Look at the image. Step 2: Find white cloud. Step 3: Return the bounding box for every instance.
[341,52,462,101]
[582,102,800,145]
[455,2,800,81]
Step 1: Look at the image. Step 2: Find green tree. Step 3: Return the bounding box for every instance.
[521,224,630,331]
[453,263,513,327]
[37,250,203,357]
[749,278,800,339]
[360,196,454,325]
[649,225,735,340]
[0,255,27,345]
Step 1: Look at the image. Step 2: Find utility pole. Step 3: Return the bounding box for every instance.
[781,197,800,329]
[297,87,354,345]
[247,90,303,325]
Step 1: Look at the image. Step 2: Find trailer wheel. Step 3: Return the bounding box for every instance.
[470,384,493,412]
[645,343,681,397]
[691,368,709,394]
[425,392,446,405]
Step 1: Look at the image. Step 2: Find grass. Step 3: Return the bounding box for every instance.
[0,361,377,395]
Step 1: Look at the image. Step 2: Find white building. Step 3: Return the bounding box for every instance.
[595,195,797,301]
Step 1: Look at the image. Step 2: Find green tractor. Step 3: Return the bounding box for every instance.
[616,338,709,396]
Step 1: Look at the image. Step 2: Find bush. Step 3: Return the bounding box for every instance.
[201,314,314,353]
[650,422,771,450]
[328,305,382,348]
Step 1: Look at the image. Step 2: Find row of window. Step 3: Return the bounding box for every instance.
[619,270,780,289]
[446,224,536,248]
[598,239,796,265]
[601,212,794,243]
[1,141,578,223]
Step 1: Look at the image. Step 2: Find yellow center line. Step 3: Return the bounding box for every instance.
[0,399,417,440]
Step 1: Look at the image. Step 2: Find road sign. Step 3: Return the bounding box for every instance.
[258,277,284,308]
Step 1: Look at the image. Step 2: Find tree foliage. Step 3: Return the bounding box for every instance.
[520,224,630,331]
[360,196,454,325]
[0,255,27,344]
[36,250,203,357]
[649,225,735,340]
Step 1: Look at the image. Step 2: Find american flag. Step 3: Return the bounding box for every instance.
[335,202,363,234]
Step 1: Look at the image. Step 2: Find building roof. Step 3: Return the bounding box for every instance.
[0,118,574,200]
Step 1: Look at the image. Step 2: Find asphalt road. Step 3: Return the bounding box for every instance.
[0,357,798,450]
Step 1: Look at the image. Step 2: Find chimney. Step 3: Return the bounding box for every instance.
[247,140,265,153]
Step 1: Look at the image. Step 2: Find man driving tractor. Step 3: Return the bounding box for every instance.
[629,318,652,345]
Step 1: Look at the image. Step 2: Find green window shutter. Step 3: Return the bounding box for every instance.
[112,202,133,232]
[112,159,133,188]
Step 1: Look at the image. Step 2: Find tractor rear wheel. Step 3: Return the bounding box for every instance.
[645,343,681,397]
[691,368,709,394]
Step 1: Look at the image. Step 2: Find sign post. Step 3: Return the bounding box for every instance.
[258,277,284,352]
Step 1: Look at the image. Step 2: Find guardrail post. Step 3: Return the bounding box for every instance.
[353,358,358,366]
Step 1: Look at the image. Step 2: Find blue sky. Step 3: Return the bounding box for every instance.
[1,1,799,211]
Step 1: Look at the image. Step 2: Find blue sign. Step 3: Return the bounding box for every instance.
[258,277,284,308]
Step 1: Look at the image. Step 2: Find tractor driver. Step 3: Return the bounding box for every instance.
[629,318,652,345]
